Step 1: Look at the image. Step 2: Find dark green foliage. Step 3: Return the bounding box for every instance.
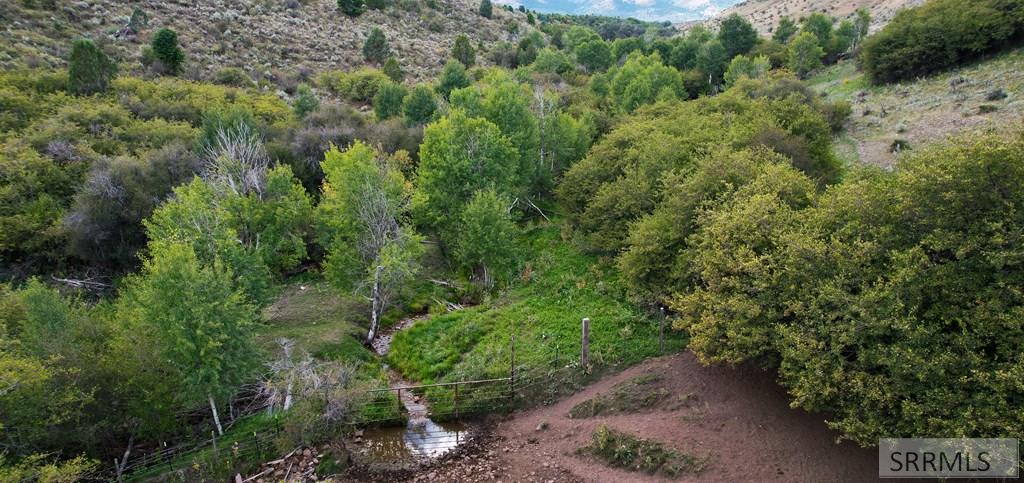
[338,0,365,16]
[669,38,699,70]
[436,59,470,99]
[68,39,117,95]
[150,28,184,75]
[611,36,645,62]
[373,81,407,120]
[718,13,758,59]
[65,143,200,269]
[526,12,535,24]
[478,0,492,18]
[362,28,390,64]
[773,16,797,43]
[402,84,437,125]
[537,13,675,40]
[575,39,613,72]
[128,7,148,34]
[365,0,389,10]
[452,189,520,288]
[862,0,1024,84]
[451,34,476,67]
[293,84,320,119]
[382,56,404,81]
[695,39,728,87]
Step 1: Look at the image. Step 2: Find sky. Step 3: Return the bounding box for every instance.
[494,0,743,23]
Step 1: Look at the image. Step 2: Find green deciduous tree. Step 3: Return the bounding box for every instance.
[453,189,519,288]
[788,31,824,77]
[68,39,117,95]
[695,40,728,88]
[150,28,184,75]
[723,54,770,87]
[119,241,259,436]
[319,142,423,341]
[575,39,613,72]
[363,28,390,64]
[436,59,470,100]
[718,13,759,59]
[413,110,518,240]
[773,16,798,43]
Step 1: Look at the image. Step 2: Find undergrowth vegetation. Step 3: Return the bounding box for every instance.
[579,424,706,477]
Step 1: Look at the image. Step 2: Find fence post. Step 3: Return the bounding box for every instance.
[509,335,516,407]
[659,306,665,354]
[396,387,402,416]
[581,317,590,370]
[453,383,459,420]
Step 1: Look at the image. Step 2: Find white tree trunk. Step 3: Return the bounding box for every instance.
[366,265,384,343]
[283,379,294,411]
[209,394,224,436]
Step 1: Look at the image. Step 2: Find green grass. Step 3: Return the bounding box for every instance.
[388,222,687,408]
[568,374,670,418]
[579,424,706,477]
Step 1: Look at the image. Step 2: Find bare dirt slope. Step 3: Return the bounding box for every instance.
[701,0,922,35]
[404,351,880,482]
[1,0,532,81]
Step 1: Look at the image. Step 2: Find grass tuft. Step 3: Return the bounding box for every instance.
[579,424,706,476]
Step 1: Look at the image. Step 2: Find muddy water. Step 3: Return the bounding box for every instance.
[357,315,472,464]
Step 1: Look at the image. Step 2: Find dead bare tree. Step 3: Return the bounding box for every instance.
[203,123,270,199]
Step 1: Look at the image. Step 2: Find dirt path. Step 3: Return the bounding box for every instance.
[479,351,881,483]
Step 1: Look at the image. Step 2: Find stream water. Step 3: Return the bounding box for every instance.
[356,316,472,464]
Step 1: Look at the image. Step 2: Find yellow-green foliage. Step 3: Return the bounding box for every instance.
[317,67,390,103]
[113,77,294,127]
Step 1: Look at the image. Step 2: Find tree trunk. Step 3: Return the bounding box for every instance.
[209,394,224,436]
[366,265,384,343]
[283,379,294,411]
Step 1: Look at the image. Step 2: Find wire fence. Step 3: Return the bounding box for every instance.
[107,323,672,482]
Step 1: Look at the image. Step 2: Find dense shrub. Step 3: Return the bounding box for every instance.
[862,0,1024,83]
[608,52,684,113]
[318,67,389,103]
[402,84,437,125]
[478,0,492,18]
[150,28,184,76]
[383,56,403,82]
[672,129,1024,445]
[338,0,365,16]
[452,34,476,67]
[788,31,824,78]
[373,81,407,120]
[363,28,390,64]
[559,74,840,254]
[213,67,254,87]
[67,39,117,95]
[293,84,320,119]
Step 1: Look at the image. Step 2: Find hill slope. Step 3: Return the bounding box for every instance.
[701,0,923,35]
[809,47,1024,167]
[1,0,532,81]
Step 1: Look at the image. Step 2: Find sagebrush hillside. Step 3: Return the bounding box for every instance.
[701,0,923,35]
[1,0,532,82]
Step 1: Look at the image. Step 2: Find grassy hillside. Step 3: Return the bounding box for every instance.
[1,0,534,82]
[388,222,687,387]
[809,47,1024,166]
